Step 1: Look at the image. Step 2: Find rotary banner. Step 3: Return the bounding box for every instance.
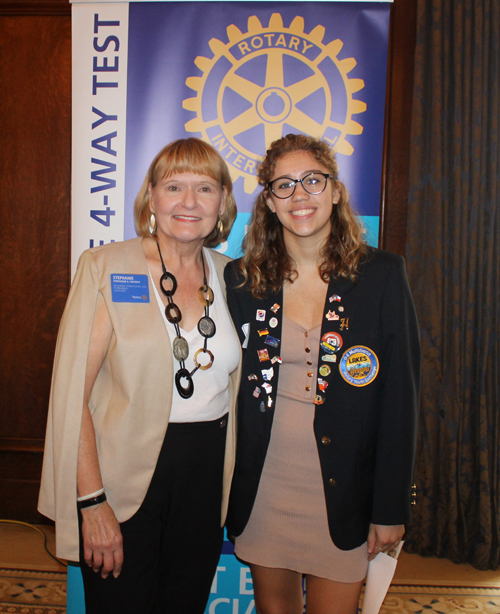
[72,0,390,274]
[69,2,390,612]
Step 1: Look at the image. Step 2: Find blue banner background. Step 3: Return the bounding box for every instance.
[124,2,390,253]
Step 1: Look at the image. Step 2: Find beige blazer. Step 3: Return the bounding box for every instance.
[38,237,241,561]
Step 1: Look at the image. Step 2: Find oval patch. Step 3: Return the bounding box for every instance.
[339,346,379,387]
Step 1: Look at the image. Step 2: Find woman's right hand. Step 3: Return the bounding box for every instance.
[81,501,124,579]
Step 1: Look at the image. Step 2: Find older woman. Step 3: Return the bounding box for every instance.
[224,134,420,614]
[39,138,241,614]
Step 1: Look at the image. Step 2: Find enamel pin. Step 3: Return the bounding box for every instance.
[258,349,270,362]
[261,367,274,381]
[320,332,343,354]
[256,309,266,321]
[318,378,328,392]
[321,354,337,363]
[319,365,331,377]
[265,335,280,348]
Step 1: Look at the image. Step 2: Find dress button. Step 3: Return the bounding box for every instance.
[305,332,309,338]
[305,347,311,353]
[219,418,227,428]
[329,478,337,487]
[307,361,312,366]
[322,436,331,445]
[307,371,313,377]
[305,385,311,391]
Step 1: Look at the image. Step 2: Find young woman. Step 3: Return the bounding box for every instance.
[224,134,420,614]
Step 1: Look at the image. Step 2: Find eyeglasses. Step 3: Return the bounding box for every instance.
[268,172,332,199]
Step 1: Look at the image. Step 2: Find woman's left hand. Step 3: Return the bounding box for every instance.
[366,523,405,561]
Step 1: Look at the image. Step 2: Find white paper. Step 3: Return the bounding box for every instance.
[361,542,404,614]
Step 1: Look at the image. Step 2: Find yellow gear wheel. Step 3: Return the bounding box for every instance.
[183,13,366,194]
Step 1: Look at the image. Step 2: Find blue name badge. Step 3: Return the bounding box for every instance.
[111,274,150,303]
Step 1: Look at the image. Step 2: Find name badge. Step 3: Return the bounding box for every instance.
[111,274,150,303]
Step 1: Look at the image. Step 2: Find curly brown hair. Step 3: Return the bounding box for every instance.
[134,138,236,248]
[240,134,369,298]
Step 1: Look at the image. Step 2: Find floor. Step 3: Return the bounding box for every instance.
[0,521,66,573]
[1,521,500,588]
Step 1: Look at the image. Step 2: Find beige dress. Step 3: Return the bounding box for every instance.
[234,316,369,583]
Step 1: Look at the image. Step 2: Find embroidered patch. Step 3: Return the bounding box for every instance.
[339,346,379,387]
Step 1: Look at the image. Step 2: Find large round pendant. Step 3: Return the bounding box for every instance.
[160,271,177,297]
[173,336,189,361]
[175,368,194,399]
[198,316,216,338]
[194,348,214,371]
[165,303,182,324]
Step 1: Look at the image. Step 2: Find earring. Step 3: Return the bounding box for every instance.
[149,213,157,235]
[217,215,224,234]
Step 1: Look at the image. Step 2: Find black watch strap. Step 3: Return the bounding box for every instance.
[77,492,107,509]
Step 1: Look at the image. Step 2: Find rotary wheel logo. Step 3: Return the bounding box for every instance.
[183,13,366,194]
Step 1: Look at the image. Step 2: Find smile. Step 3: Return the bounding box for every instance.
[174,215,201,221]
[290,208,315,217]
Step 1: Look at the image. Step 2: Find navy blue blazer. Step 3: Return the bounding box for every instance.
[224,248,420,551]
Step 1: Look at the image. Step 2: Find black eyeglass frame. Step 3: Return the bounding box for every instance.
[267,172,333,199]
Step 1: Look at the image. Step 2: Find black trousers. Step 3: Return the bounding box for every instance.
[79,415,228,614]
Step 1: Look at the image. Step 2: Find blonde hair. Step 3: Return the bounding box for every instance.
[134,138,236,247]
[240,134,369,298]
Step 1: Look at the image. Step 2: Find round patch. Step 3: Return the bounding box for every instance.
[269,317,278,328]
[339,346,379,387]
[320,332,343,355]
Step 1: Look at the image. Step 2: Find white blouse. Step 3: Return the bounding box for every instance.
[151,248,240,422]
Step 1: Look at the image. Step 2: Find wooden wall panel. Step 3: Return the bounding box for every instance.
[380,0,418,255]
[0,0,71,523]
